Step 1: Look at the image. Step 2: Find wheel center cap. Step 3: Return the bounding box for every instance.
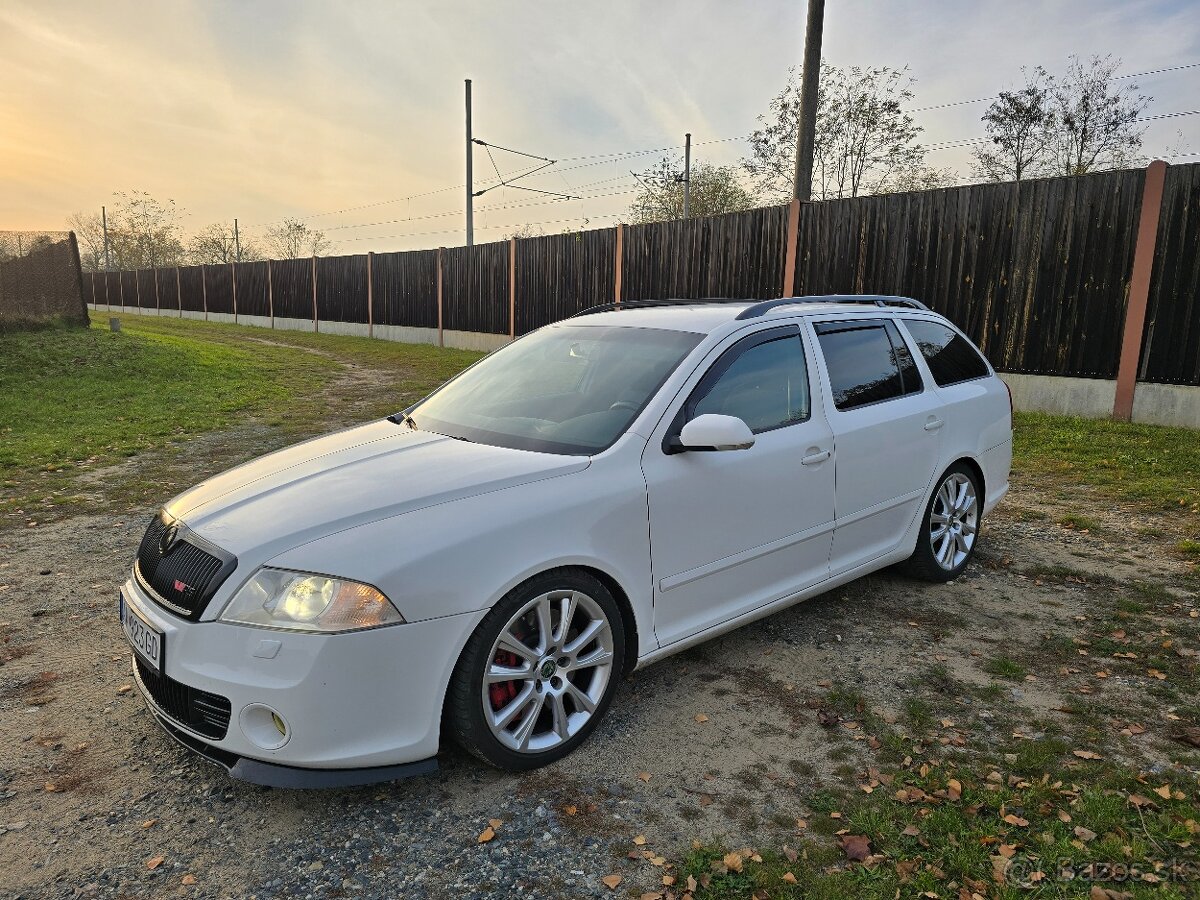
[540,659,557,679]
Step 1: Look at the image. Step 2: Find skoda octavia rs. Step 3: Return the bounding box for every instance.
[120,295,1011,787]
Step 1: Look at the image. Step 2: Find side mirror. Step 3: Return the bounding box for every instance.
[675,414,755,452]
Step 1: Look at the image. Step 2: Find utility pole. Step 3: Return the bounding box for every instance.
[793,0,825,201]
[101,205,110,270]
[683,133,692,219]
[234,218,241,263]
[465,78,474,247]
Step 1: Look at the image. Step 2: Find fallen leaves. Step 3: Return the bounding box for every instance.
[637,771,653,783]
[693,713,709,724]
[840,834,872,862]
[722,851,744,872]
[181,874,197,886]
[1002,813,1030,827]
[1072,749,1103,760]
[146,856,165,870]
[601,874,622,890]
[477,818,502,843]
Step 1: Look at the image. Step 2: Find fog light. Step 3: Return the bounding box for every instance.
[239,703,290,750]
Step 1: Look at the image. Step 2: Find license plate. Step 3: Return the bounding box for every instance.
[120,594,164,673]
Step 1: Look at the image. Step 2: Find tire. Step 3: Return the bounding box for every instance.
[446,569,625,771]
[900,463,982,583]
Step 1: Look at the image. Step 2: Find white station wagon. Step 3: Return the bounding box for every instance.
[119,295,1012,787]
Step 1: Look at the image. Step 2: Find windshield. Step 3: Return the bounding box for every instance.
[407,325,702,455]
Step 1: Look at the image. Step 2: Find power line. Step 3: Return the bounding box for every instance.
[328,212,623,244]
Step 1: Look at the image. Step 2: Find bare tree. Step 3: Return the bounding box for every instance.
[189,222,261,264]
[505,223,544,240]
[887,165,960,193]
[628,157,757,223]
[262,218,331,259]
[745,63,927,201]
[973,67,1055,182]
[1048,55,1148,175]
[106,191,186,268]
[67,211,107,270]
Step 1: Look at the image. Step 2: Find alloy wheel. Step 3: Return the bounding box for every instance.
[481,590,615,753]
[929,472,978,570]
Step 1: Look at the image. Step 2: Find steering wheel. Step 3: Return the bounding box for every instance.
[609,401,639,412]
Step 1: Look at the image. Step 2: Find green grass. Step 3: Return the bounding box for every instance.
[983,656,1029,680]
[1013,411,1200,513]
[681,757,1199,900]
[0,315,481,517]
[0,320,332,474]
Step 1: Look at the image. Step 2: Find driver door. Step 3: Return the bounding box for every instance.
[641,325,837,647]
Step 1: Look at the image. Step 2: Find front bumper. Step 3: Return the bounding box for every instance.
[121,578,485,781]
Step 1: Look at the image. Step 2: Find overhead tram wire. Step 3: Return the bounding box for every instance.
[328,212,624,245]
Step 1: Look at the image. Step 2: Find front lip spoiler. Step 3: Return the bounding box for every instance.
[135,673,438,789]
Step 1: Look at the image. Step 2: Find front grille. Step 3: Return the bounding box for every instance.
[135,512,235,619]
[134,656,232,740]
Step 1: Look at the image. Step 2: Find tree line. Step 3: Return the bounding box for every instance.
[627,53,1153,223]
[69,193,332,271]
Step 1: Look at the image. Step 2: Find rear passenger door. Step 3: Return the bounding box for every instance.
[810,318,944,574]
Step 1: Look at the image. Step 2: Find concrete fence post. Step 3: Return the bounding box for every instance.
[613,224,625,306]
[437,247,445,348]
[782,198,801,298]
[1112,160,1169,422]
[509,237,517,339]
[367,251,374,339]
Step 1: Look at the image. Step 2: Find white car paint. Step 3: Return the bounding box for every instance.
[122,298,1011,783]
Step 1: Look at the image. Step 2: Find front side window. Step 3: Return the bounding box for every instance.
[815,319,921,410]
[902,319,990,386]
[688,333,810,433]
[409,325,702,455]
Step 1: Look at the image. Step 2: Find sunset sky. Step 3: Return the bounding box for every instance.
[1,0,1197,252]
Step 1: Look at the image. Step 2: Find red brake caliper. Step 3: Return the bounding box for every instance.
[489,625,528,710]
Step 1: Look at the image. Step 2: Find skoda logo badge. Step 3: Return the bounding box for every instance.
[158,524,179,557]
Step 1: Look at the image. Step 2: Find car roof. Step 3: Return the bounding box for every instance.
[561,296,937,335]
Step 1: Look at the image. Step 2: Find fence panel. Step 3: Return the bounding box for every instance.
[1141,162,1200,385]
[203,265,233,315]
[442,241,508,334]
[373,249,439,328]
[177,266,204,312]
[515,228,616,334]
[135,269,158,309]
[234,261,270,318]
[622,205,789,303]
[793,169,1145,378]
[316,254,369,324]
[271,258,314,321]
[119,270,137,309]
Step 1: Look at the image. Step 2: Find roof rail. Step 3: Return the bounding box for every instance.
[734,295,929,320]
[570,297,754,319]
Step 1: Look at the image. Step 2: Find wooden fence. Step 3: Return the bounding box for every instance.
[85,162,1200,403]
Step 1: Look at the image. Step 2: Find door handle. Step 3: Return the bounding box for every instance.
[924,417,945,432]
[801,449,831,466]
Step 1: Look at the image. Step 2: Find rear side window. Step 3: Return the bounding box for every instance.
[814,320,922,411]
[903,319,990,386]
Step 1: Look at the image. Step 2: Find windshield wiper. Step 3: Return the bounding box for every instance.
[387,412,419,430]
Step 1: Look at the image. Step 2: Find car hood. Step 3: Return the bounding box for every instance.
[166,420,589,556]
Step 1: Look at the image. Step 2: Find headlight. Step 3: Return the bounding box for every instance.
[219,568,404,633]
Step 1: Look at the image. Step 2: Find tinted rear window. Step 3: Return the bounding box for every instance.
[815,323,900,410]
[903,319,990,386]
